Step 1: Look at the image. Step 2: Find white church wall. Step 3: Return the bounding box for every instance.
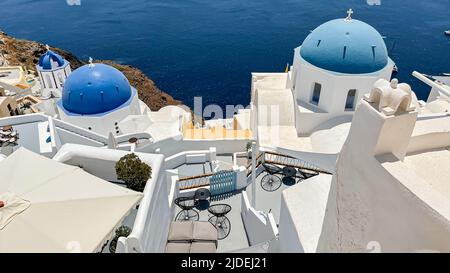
[57,91,141,136]
[291,54,393,135]
[294,58,393,114]
[37,62,71,93]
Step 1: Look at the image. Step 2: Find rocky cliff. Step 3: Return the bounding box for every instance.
[0,31,181,111]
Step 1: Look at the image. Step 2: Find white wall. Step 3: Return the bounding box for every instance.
[137,137,248,156]
[317,100,450,252]
[278,174,332,253]
[240,191,278,246]
[53,144,170,253]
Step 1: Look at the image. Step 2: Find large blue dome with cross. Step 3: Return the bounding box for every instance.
[300,12,388,74]
[61,62,133,115]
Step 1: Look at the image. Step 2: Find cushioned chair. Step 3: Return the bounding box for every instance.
[167,221,194,242]
[193,221,218,242]
[165,221,218,253]
[190,242,217,253]
[165,242,191,253]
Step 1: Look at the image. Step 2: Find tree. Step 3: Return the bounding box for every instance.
[115,153,151,192]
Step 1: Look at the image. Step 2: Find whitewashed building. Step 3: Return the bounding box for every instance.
[56,61,142,135]
[289,10,394,134]
[36,45,72,99]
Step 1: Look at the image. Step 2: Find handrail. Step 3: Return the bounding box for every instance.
[177,173,213,191]
[264,152,331,174]
[264,150,295,158]
[246,151,331,175]
[245,153,264,170]
[177,172,214,182]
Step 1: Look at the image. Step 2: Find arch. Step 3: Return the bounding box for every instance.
[46,74,53,89]
[345,89,357,110]
[311,82,322,105]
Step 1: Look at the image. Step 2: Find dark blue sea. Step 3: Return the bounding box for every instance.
[1,0,449,108]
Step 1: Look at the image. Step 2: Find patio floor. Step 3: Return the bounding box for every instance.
[172,155,300,252]
[173,190,249,252]
[174,155,249,252]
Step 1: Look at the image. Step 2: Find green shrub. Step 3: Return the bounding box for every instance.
[109,225,132,253]
[115,153,151,192]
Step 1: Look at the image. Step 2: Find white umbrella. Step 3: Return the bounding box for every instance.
[0,148,143,253]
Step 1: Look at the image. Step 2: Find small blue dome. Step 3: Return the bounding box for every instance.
[300,18,388,74]
[61,63,132,115]
[38,50,66,70]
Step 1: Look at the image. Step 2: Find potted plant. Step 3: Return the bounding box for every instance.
[246,142,252,159]
[109,225,132,253]
[115,153,152,192]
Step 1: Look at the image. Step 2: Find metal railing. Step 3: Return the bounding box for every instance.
[177,173,214,190]
[245,151,331,177]
[246,153,263,177]
[177,169,237,195]
[263,151,331,174]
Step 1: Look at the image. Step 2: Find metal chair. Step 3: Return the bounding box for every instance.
[260,163,282,192]
[296,168,319,181]
[175,196,199,222]
[207,204,232,240]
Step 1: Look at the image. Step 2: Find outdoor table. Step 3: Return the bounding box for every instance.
[194,188,211,201]
[282,166,297,178]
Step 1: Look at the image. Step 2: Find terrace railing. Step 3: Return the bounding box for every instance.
[177,173,214,191]
[177,170,238,196]
[246,153,263,177]
[263,151,331,174]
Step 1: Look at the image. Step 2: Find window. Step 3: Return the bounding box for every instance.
[345,89,357,110]
[46,75,53,89]
[311,83,321,105]
[7,104,14,116]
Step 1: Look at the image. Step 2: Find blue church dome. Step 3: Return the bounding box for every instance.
[38,50,66,70]
[61,63,132,115]
[300,18,388,74]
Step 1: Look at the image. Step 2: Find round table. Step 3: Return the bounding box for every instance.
[194,188,211,201]
[282,166,297,177]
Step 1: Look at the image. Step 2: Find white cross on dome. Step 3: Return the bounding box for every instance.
[345,8,354,21]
